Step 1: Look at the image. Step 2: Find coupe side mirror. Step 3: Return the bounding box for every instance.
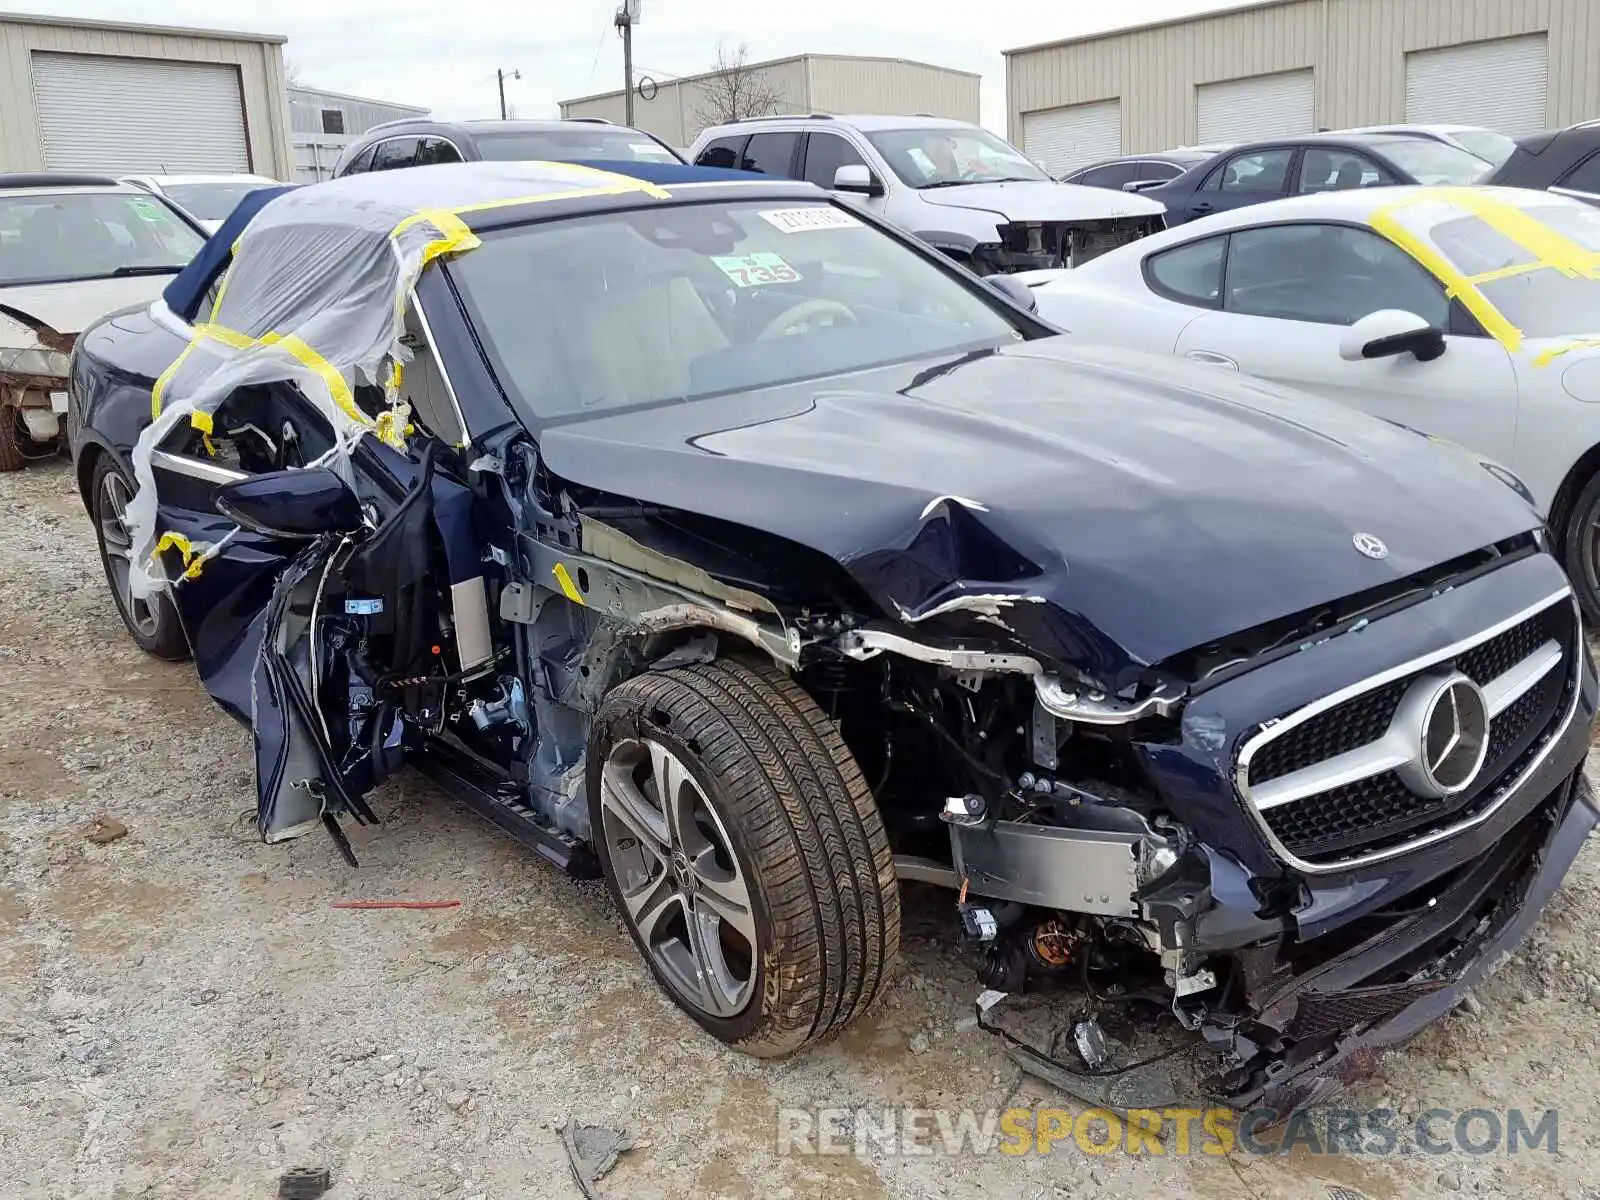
[215,467,364,539]
[1122,178,1162,192]
[1339,309,1447,363]
[833,164,884,196]
[986,274,1038,313]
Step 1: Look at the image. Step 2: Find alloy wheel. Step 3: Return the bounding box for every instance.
[598,736,758,1018]
[98,470,159,638]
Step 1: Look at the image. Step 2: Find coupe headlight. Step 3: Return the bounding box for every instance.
[0,346,70,378]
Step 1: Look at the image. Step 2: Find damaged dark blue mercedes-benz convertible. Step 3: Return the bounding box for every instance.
[66,160,1597,1114]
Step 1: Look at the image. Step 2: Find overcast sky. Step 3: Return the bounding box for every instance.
[22,0,1240,133]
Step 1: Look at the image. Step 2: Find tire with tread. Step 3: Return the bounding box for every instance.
[588,654,900,1057]
[90,454,190,661]
[0,408,26,472]
[1564,470,1600,629]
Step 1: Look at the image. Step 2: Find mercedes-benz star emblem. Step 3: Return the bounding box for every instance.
[1352,532,1389,560]
[1394,672,1490,799]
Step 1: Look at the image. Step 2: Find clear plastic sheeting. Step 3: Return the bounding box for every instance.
[124,160,671,598]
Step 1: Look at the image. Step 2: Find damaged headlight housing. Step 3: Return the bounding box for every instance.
[0,346,71,379]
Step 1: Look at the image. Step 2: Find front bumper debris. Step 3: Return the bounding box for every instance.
[980,768,1595,1114]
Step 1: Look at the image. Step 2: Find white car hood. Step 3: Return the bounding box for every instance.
[918,180,1165,223]
[0,275,174,340]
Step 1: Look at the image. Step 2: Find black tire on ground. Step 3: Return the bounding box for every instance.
[0,407,26,472]
[89,453,190,661]
[587,654,900,1057]
[1563,471,1600,629]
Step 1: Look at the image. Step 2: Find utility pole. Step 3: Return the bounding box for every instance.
[615,1,640,126]
[496,67,520,120]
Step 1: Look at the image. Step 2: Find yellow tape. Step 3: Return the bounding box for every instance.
[1425,188,1600,278]
[552,563,585,605]
[1370,206,1524,352]
[153,530,207,580]
[1534,337,1600,368]
[190,410,217,457]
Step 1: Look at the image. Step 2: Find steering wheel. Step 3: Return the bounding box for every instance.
[756,299,860,340]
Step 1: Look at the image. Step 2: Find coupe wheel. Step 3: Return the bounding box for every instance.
[588,655,899,1057]
[90,456,189,661]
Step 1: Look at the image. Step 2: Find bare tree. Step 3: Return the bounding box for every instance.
[690,42,786,128]
[285,58,305,88]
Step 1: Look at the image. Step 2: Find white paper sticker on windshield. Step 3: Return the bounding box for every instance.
[759,207,861,234]
[712,252,802,287]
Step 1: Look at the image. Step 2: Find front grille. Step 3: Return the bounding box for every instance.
[1287,979,1450,1040]
[1241,596,1575,867]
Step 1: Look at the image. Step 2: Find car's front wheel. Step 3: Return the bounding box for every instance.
[588,655,899,1057]
[90,455,189,661]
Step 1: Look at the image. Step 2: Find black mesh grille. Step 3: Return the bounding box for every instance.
[1246,600,1574,865]
[1287,979,1450,1039]
[1250,681,1407,785]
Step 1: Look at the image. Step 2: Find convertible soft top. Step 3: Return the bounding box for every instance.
[124,159,796,594]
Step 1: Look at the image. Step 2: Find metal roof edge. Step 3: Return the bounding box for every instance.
[0,9,286,44]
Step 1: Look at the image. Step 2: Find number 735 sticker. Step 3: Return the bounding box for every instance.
[712,252,802,287]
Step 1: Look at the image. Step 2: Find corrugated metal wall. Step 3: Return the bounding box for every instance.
[561,55,977,148]
[0,15,292,178]
[1006,0,1599,153]
[288,85,429,182]
[287,86,427,136]
[804,57,980,123]
[561,58,810,148]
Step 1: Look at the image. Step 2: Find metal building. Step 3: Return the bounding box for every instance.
[560,53,981,149]
[1005,0,1600,175]
[289,85,430,182]
[0,11,292,178]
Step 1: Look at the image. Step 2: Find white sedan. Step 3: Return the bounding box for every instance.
[1026,185,1600,620]
[119,173,279,233]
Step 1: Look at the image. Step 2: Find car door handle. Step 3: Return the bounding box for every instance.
[1185,350,1238,369]
[1191,201,1214,214]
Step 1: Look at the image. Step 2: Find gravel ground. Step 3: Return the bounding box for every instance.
[4,458,1600,1199]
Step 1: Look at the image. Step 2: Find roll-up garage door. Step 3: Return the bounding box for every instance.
[1405,36,1548,136]
[1196,70,1314,144]
[1021,100,1122,176]
[31,52,251,173]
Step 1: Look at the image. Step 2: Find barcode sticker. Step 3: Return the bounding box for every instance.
[759,207,861,234]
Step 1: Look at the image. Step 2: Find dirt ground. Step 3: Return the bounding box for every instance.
[4,458,1600,1200]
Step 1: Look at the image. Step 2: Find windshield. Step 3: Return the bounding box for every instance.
[1448,129,1518,168]
[0,192,205,286]
[161,181,272,221]
[1431,203,1600,337]
[449,199,1023,421]
[866,126,1051,188]
[1378,138,1491,184]
[475,129,682,165]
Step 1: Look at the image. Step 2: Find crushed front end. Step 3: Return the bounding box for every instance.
[830,545,1596,1114]
[971,215,1165,273]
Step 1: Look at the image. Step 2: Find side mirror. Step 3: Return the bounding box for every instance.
[1339,309,1447,363]
[1122,178,1163,192]
[215,467,364,539]
[833,164,884,196]
[986,274,1038,313]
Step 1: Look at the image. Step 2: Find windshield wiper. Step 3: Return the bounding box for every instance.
[104,265,183,278]
[918,179,976,190]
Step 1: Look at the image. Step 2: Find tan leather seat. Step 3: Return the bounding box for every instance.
[563,274,729,408]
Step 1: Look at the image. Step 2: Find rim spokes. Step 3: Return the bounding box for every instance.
[601,736,757,1019]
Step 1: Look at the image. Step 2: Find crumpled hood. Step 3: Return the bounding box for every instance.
[918,180,1165,223]
[538,339,1541,689]
[0,276,175,342]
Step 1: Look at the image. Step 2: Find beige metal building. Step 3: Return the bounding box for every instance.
[0,11,293,179]
[560,53,981,149]
[1006,0,1600,175]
